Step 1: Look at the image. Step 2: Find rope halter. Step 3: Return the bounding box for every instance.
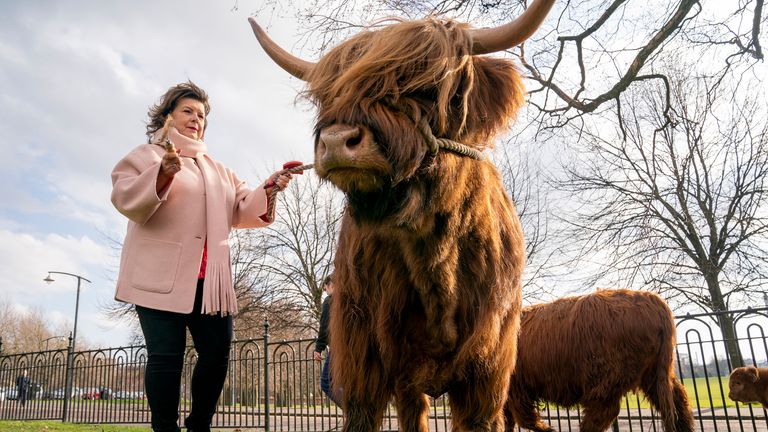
[382,99,486,161]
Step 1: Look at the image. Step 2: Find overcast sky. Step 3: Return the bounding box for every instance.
[0,0,318,348]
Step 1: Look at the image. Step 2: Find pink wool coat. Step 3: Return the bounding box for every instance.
[111,143,272,314]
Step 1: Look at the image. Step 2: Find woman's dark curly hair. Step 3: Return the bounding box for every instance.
[145,81,211,142]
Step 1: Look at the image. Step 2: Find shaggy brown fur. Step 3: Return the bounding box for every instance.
[504,289,694,432]
[729,366,768,408]
[307,17,527,432]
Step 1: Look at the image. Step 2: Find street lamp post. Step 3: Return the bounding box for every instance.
[44,271,91,422]
[40,335,69,351]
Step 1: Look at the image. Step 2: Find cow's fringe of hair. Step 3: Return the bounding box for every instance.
[307,18,524,145]
[309,18,473,133]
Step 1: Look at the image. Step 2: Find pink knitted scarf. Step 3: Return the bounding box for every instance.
[158,128,238,315]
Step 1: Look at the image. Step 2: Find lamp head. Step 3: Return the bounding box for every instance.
[43,274,54,284]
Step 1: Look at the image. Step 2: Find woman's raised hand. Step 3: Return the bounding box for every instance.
[160,148,183,178]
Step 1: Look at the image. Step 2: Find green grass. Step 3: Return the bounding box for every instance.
[0,421,151,431]
[621,375,764,409]
[0,421,249,431]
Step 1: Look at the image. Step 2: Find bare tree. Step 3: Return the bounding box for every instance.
[493,144,563,303]
[553,72,768,367]
[0,300,79,354]
[230,227,315,341]
[239,173,344,338]
[258,1,765,126]
[247,0,767,290]
[230,3,767,369]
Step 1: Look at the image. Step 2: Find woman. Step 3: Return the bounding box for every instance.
[111,81,292,432]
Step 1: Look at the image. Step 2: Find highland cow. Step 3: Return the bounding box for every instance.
[504,289,694,432]
[729,366,768,408]
[249,1,554,431]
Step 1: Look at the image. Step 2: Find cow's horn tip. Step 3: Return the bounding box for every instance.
[247,17,262,31]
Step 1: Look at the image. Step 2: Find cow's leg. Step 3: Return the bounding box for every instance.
[504,394,553,432]
[337,358,389,432]
[332,290,391,432]
[393,386,430,432]
[449,372,510,432]
[579,399,621,432]
[503,401,516,432]
[333,344,389,432]
[342,399,388,432]
[449,384,504,432]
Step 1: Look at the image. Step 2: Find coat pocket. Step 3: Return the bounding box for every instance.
[127,237,182,294]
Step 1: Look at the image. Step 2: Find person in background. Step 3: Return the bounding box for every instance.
[16,369,30,406]
[313,274,340,404]
[111,81,293,432]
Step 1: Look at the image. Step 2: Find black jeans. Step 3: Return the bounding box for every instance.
[136,279,233,432]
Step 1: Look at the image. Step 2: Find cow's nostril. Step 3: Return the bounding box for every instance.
[320,125,363,154]
[346,134,362,147]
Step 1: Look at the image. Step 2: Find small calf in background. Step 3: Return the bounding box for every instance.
[729,366,768,408]
[505,289,694,432]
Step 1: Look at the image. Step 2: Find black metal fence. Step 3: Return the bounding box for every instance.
[0,308,766,431]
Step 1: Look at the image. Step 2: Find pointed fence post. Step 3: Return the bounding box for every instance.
[62,332,74,422]
[264,319,270,432]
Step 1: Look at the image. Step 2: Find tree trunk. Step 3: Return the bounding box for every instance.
[718,313,744,369]
[706,275,744,368]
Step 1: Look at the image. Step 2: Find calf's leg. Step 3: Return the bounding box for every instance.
[505,394,553,432]
[643,377,693,432]
[671,380,694,432]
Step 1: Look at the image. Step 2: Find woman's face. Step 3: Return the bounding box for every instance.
[170,97,206,140]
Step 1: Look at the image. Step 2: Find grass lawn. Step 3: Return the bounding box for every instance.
[622,375,764,409]
[0,421,151,431]
[0,421,256,431]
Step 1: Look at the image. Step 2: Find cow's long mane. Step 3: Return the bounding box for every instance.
[305,17,526,148]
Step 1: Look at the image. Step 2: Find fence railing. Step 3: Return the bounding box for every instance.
[0,308,767,431]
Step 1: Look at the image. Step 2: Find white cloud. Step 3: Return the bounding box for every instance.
[0,230,110,295]
[0,228,123,346]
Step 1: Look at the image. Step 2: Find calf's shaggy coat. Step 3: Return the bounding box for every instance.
[504,289,694,432]
[729,366,768,408]
[250,1,554,431]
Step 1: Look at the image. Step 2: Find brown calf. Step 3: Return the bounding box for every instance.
[505,289,694,432]
[729,366,768,408]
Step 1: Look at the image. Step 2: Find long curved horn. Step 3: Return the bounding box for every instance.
[470,0,555,55]
[248,18,315,80]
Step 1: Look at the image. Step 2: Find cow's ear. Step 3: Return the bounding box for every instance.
[748,366,760,382]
